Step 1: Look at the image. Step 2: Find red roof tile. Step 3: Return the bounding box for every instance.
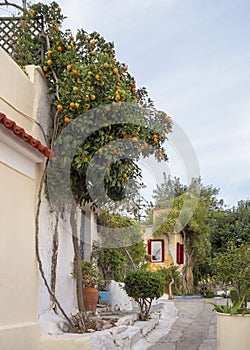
[0,112,54,159]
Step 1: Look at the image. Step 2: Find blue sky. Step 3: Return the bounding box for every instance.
[1,0,249,206]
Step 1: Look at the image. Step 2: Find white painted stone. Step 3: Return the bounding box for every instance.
[90,330,116,350]
[116,314,138,327]
[133,315,160,336]
[109,325,128,335]
[110,280,135,312]
[113,326,141,349]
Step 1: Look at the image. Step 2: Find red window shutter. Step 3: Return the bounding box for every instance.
[180,243,184,264]
[177,243,184,264]
[148,240,152,255]
[177,242,180,264]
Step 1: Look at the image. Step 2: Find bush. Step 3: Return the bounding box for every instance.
[124,268,165,320]
[156,265,182,296]
[211,243,250,311]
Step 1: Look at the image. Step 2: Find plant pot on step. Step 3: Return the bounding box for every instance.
[83,286,99,312]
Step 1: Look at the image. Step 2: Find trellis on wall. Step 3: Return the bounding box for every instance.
[0,14,45,65]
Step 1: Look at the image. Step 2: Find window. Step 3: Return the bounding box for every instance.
[148,239,164,263]
[177,242,184,264]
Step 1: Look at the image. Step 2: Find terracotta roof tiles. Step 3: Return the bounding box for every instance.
[0,112,54,159]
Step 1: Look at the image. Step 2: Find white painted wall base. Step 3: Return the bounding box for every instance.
[39,334,91,350]
[0,322,40,350]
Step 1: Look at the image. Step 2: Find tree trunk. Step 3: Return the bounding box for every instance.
[169,277,174,300]
[50,213,59,310]
[182,229,190,294]
[70,208,86,318]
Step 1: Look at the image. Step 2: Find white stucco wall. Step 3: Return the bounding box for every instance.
[0,47,34,133]
[38,203,78,319]
[0,48,51,349]
[0,47,99,348]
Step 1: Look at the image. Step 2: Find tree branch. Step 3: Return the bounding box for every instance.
[0,1,24,12]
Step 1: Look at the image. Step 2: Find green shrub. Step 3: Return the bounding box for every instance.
[124,268,165,320]
[156,265,182,296]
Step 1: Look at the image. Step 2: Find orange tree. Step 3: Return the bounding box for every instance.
[12,1,173,326]
[14,1,172,207]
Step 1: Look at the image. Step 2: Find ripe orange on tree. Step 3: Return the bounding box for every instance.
[64,117,70,123]
[57,46,62,52]
[57,104,63,111]
[113,68,118,74]
[70,102,76,109]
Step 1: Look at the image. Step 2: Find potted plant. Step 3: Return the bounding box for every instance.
[209,243,250,350]
[81,260,103,312]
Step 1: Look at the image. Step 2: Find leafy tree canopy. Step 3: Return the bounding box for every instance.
[13,1,172,210]
[210,200,250,255]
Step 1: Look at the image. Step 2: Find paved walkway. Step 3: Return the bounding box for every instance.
[148,299,217,350]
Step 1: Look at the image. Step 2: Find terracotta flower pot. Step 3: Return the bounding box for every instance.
[83,286,98,312]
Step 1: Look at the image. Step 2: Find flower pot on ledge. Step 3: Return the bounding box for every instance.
[83,286,99,312]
